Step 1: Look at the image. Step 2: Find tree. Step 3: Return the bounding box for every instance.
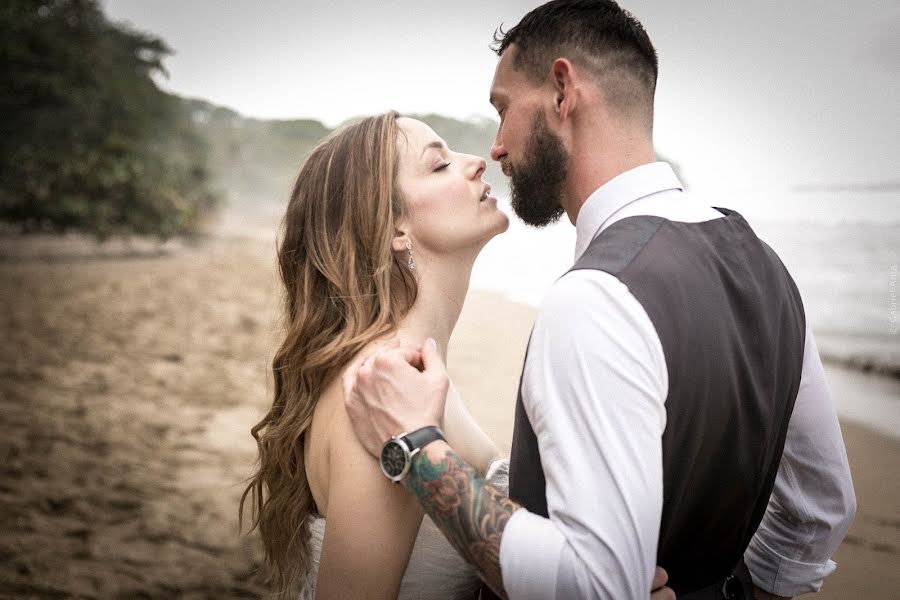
[0,0,218,239]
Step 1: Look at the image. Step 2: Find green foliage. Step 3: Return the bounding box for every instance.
[0,0,218,239]
[184,99,329,215]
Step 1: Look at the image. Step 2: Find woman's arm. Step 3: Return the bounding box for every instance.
[315,387,424,600]
[442,380,502,475]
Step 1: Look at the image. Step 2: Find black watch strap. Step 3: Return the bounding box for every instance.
[401,426,445,453]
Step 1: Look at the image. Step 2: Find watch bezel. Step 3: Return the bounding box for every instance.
[380,434,414,483]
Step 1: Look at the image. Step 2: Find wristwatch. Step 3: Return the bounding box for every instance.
[379,426,446,483]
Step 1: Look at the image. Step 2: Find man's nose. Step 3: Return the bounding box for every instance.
[490,138,506,163]
[490,126,506,162]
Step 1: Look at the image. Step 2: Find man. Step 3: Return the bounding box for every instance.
[342,1,856,598]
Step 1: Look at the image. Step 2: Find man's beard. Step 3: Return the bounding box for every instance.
[506,111,568,228]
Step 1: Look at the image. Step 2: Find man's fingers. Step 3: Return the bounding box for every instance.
[357,358,375,383]
[369,344,424,373]
[420,337,444,373]
[342,356,363,404]
[397,345,424,370]
[651,567,668,591]
[344,345,373,385]
[650,586,675,600]
[369,337,401,363]
[650,567,674,600]
[342,347,378,410]
[342,338,439,456]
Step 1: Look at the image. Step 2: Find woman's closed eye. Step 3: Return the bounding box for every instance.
[434,161,452,172]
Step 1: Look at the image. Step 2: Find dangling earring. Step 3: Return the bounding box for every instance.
[406,239,416,271]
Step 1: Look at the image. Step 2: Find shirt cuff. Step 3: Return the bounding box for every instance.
[486,457,509,483]
[744,535,837,596]
[500,508,566,600]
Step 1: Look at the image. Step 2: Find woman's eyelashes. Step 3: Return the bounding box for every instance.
[434,161,452,172]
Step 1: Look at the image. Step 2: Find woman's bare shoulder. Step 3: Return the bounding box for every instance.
[304,375,351,516]
[313,340,381,429]
[305,343,390,515]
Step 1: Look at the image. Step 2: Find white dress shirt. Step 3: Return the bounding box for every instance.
[498,162,856,599]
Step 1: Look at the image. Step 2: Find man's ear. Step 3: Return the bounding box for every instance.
[551,58,577,121]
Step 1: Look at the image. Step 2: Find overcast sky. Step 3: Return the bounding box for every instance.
[102,0,899,194]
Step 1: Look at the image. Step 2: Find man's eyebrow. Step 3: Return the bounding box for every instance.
[489,91,505,107]
[420,140,445,158]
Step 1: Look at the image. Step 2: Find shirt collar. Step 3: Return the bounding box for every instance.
[573,161,683,261]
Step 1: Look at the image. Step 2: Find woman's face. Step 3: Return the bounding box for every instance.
[395,118,509,259]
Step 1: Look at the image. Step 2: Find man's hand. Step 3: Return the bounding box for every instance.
[342,337,449,457]
[651,567,675,600]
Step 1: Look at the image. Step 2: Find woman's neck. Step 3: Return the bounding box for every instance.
[395,254,475,361]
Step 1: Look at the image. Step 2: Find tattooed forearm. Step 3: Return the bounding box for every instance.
[405,441,520,599]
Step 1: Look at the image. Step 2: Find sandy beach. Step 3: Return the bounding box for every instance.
[0,226,897,598]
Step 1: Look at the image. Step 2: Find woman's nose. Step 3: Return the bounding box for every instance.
[469,155,487,180]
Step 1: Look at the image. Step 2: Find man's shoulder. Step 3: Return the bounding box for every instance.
[572,215,668,276]
[526,265,669,399]
[543,268,626,306]
[536,269,646,332]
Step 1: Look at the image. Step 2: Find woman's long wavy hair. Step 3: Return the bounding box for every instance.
[239,111,417,593]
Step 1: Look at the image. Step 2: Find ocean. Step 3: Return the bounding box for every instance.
[470,188,900,377]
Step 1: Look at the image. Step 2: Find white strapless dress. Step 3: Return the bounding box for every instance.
[299,459,509,600]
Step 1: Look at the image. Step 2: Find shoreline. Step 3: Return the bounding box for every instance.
[822,357,899,381]
[818,343,900,381]
[821,364,900,441]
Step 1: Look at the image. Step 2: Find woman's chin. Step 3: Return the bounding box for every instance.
[476,217,510,249]
[494,211,511,234]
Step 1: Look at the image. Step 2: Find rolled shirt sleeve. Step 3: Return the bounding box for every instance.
[744,320,857,596]
[499,270,669,599]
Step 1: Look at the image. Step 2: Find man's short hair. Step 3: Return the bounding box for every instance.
[493,0,658,127]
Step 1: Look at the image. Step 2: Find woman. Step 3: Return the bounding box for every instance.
[240,111,511,598]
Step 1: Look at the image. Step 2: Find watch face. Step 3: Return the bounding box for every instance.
[380,440,408,480]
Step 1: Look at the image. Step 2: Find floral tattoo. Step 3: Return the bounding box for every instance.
[405,444,520,598]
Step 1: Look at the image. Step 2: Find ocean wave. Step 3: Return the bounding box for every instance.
[820,352,900,380]
[816,333,900,380]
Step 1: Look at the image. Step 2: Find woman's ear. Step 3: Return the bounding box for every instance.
[391,229,409,253]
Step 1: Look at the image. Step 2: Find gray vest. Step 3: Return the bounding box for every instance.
[507,210,805,596]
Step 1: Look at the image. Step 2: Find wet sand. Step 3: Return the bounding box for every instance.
[1,228,897,598]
